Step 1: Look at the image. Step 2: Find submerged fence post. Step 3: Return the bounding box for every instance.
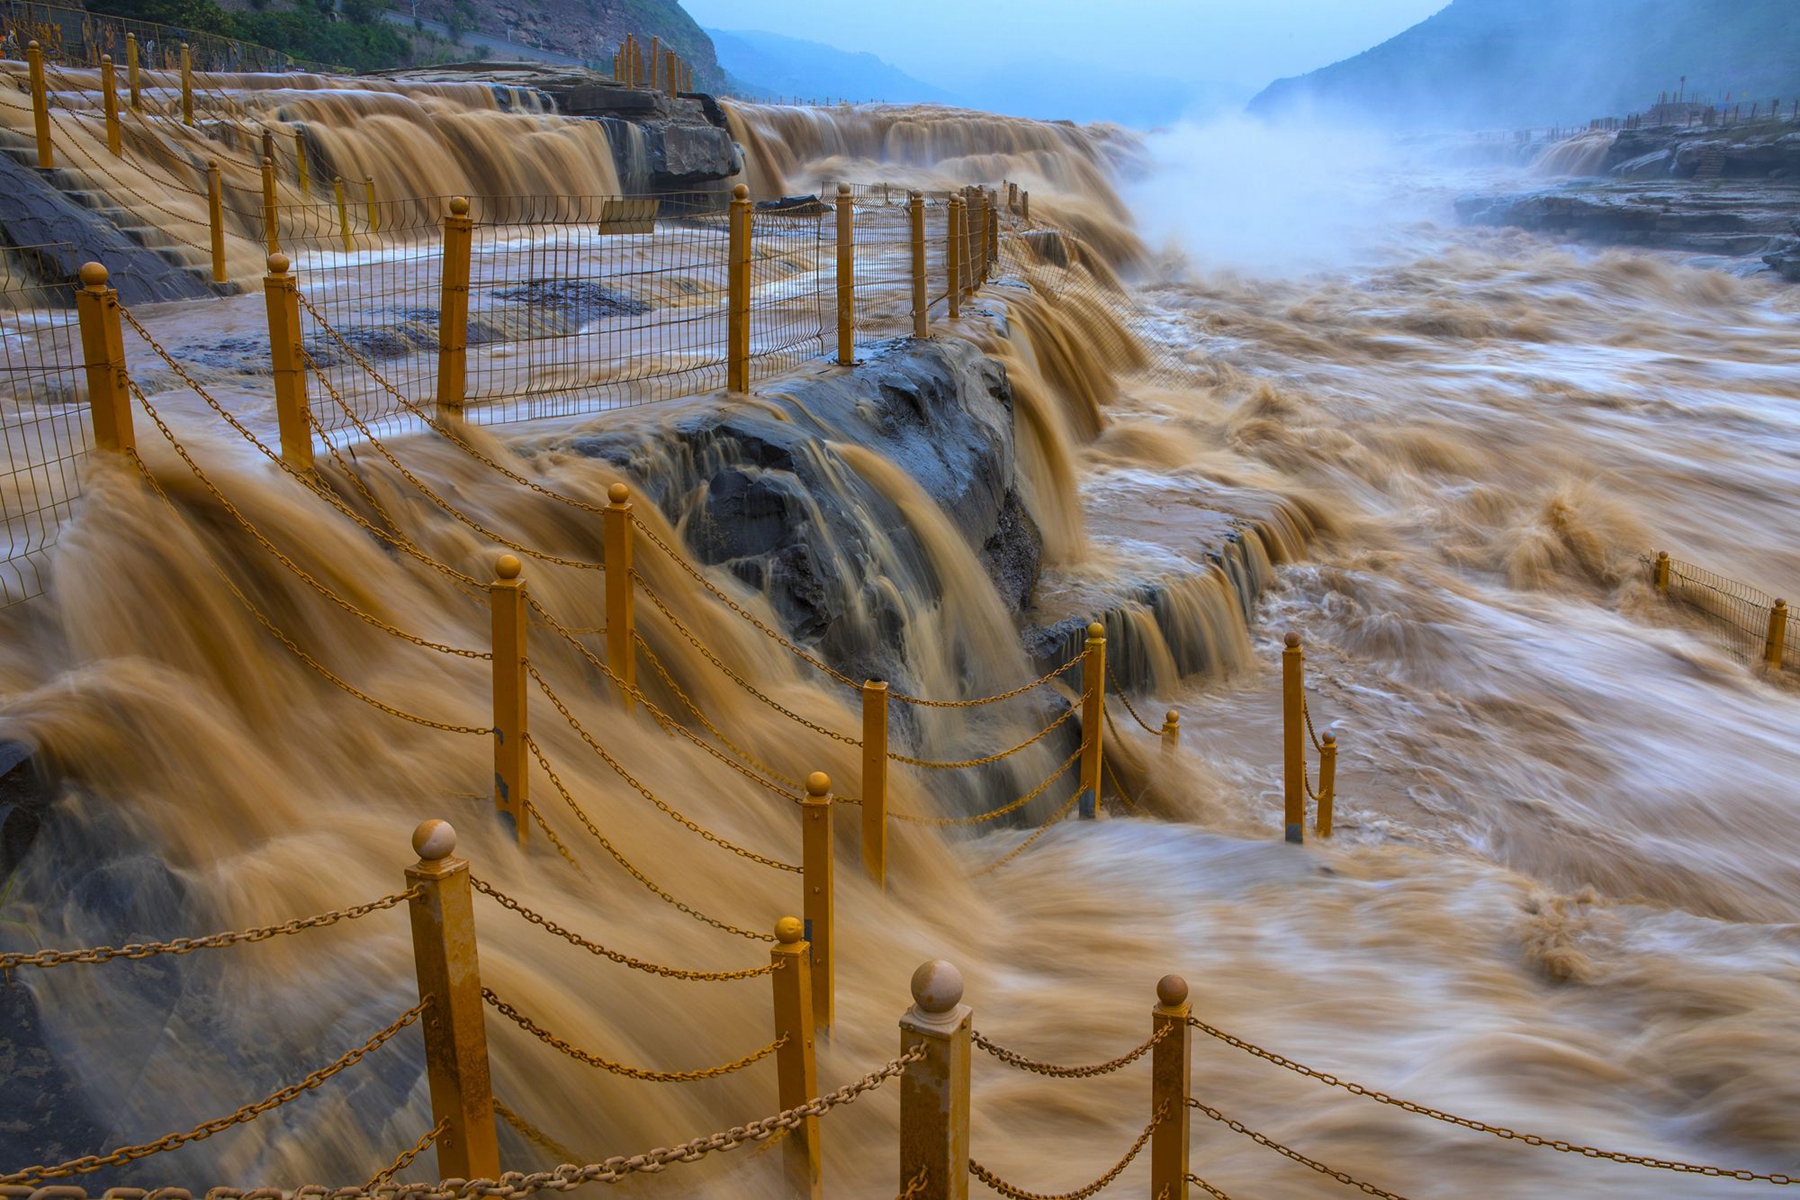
[836,182,855,365]
[986,194,998,279]
[1767,600,1788,671]
[1150,975,1192,1200]
[861,680,888,889]
[909,189,928,338]
[1022,191,1030,223]
[364,174,380,235]
[803,771,835,1034]
[771,916,823,1199]
[262,254,314,471]
[1161,709,1179,759]
[899,959,971,1200]
[404,819,502,1181]
[1079,621,1106,819]
[603,483,636,709]
[1654,550,1671,592]
[293,126,309,194]
[490,555,529,848]
[436,196,472,421]
[946,196,963,320]
[1318,733,1337,837]
[728,183,752,391]
[179,43,192,126]
[74,263,134,454]
[334,176,353,254]
[1282,631,1304,844]
[126,32,140,110]
[27,42,52,170]
[101,54,121,156]
[206,161,226,285]
[261,155,280,255]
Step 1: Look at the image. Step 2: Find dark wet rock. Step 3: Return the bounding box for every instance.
[493,279,650,320]
[757,195,829,216]
[1610,149,1674,179]
[0,741,48,881]
[1765,238,1800,281]
[0,152,214,304]
[1456,179,1800,262]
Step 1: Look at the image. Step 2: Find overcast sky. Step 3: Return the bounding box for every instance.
[682,0,1449,100]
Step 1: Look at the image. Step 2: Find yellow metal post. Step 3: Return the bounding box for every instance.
[27,42,52,171]
[603,483,637,708]
[986,197,998,280]
[836,182,855,365]
[1654,550,1670,592]
[436,196,472,421]
[179,43,192,126]
[946,196,962,320]
[74,263,134,454]
[771,917,823,1199]
[861,681,888,888]
[802,771,834,1034]
[261,156,280,256]
[899,960,971,1200]
[334,176,353,253]
[1079,621,1105,820]
[665,49,678,97]
[1282,631,1304,844]
[404,819,501,1182]
[1161,709,1180,759]
[261,254,314,471]
[293,127,309,194]
[126,32,140,110]
[1767,600,1788,670]
[490,555,529,848]
[100,55,121,156]
[1150,975,1192,1200]
[909,189,928,338]
[649,36,660,88]
[728,183,752,392]
[1318,733,1337,838]
[1022,191,1030,223]
[206,161,226,285]
[364,174,380,235]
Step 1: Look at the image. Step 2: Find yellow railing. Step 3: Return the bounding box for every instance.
[1651,550,1793,676]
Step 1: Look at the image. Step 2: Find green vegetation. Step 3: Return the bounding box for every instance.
[85,0,427,72]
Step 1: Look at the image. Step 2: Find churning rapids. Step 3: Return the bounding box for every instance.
[3,84,1800,1199]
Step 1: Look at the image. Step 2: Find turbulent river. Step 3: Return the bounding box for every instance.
[2,85,1799,1199]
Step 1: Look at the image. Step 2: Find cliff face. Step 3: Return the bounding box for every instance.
[393,0,724,89]
[1249,0,1800,129]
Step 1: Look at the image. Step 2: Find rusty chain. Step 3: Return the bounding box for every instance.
[127,447,491,737]
[897,1167,931,1200]
[522,734,774,942]
[117,305,484,592]
[971,1022,1169,1079]
[1100,746,1143,816]
[968,1100,1166,1200]
[468,876,773,981]
[888,697,1079,770]
[891,649,1086,709]
[633,571,862,746]
[522,801,583,871]
[493,1097,587,1168]
[634,630,807,793]
[891,746,1081,827]
[0,889,417,971]
[303,350,610,574]
[970,784,1085,878]
[525,663,801,873]
[129,384,488,659]
[1186,1175,1237,1200]
[483,987,782,1083]
[365,1119,448,1192]
[1187,1017,1799,1185]
[1106,665,1163,736]
[0,1001,428,1185]
[528,598,803,805]
[1186,1098,1410,1200]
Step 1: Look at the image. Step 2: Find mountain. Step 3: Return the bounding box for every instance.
[706,28,952,104]
[1249,0,1800,128]
[388,0,725,86]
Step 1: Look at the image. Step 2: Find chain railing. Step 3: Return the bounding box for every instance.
[1281,631,1341,842]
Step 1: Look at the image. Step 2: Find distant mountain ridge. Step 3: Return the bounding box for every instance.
[1250,0,1800,128]
[705,28,952,104]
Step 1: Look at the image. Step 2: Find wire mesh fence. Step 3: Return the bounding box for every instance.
[0,245,86,608]
[1661,557,1789,671]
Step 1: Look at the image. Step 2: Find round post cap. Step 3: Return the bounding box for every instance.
[1087,621,1106,639]
[449,196,470,216]
[775,916,804,944]
[1165,709,1180,726]
[411,818,456,861]
[837,182,851,195]
[805,771,832,798]
[27,40,38,49]
[1284,631,1302,648]
[608,482,630,504]
[495,553,523,580]
[1322,731,1337,745]
[1156,974,1189,1007]
[910,959,964,1014]
[78,262,109,287]
[265,253,290,275]
[733,183,749,200]
[102,54,112,64]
